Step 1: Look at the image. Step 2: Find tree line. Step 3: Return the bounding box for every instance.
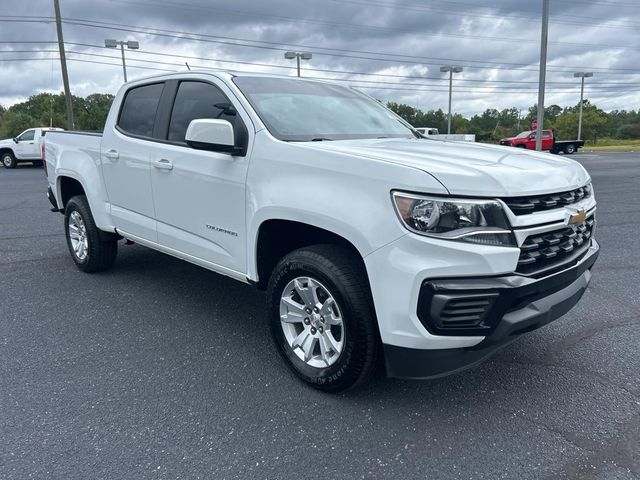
[387,100,640,144]
[0,92,114,138]
[1,92,638,144]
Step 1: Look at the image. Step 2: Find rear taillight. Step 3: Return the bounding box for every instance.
[42,142,48,176]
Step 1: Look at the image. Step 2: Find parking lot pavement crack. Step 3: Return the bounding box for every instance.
[545,415,640,479]
[494,404,593,454]
[589,284,640,316]
[498,359,640,399]
[541,316,640,361]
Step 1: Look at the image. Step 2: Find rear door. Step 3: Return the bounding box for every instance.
[14,129,39,159]
[542,130,554,150]
[149,79,252,274]
[101,82,165,241]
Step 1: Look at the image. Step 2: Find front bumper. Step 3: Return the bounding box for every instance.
[383,240,599,379]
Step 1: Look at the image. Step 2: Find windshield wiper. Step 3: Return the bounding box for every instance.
[310,137,334,141]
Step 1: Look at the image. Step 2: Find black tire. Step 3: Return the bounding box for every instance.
[2,151,17,169]
[515,144,526,149]
[64,195,118,273]
[267,244,381,392]
[564,144,576,154]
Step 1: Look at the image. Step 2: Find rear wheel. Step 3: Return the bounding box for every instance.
[2,152,16,168]
[564,143,576,154]
[267,245,380,392]
[64,195,118,273]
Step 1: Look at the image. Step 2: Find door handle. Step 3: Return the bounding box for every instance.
[153,159,173,171]
[104,149,119,160]
[28,142,34,144]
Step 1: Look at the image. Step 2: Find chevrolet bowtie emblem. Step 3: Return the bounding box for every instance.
[568,208,586,225]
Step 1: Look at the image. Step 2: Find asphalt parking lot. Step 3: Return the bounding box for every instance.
[0,152,638,480]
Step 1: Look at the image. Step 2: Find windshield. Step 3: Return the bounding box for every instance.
[233,76,417,142]
[516,131,532,138]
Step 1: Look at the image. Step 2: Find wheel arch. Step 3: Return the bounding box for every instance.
[57,175,86,209]
[253,218,368,290]
[0,148,16,165]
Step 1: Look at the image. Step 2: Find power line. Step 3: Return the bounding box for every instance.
[58,17,640,75]
[4,15,639,74]
[2,52,638,95]
[61,42,640,87]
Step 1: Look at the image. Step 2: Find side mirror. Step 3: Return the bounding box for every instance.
[12,137,18,143]
[185,119,239,154]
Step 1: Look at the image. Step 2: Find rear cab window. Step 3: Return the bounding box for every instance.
[117,83,164,138]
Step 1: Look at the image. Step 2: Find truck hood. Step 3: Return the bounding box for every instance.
[299,138,589,196]
[0,138,16,148]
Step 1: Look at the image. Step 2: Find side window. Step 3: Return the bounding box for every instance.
[168,81,239,143]
[118,83,164,138]
[543,131,551,138]
[18,130,35,141]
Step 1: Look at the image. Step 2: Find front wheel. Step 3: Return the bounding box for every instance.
[267,245,381,392]
[64,195,118,273]
[2,152,17,168]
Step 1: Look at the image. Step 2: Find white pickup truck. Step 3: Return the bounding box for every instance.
[0,127,64,168]
[44,72,598,392]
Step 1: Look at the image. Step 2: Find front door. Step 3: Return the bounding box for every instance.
[14,129,38,159]
[149,80,251,274]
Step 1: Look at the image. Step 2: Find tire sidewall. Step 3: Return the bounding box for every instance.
[268,257,367,391]
[565,144,576,154]
[64,199,90,267]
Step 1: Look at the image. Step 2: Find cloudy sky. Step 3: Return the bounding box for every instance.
[1,0,639,116]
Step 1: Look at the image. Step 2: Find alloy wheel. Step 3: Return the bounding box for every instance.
[279,276,345,368]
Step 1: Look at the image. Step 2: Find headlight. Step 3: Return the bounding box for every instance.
[392,192,516,247]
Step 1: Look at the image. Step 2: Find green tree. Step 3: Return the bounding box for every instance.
[554,100,607,143]
[76,94,114,130]
[386,102,419,125]
[0,111,36,138]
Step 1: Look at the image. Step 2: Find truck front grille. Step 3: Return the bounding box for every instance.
[517,216,595,277]
[503,185,592,215]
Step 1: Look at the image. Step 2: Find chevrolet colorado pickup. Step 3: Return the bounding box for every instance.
[44,72,598,392]
[499,129,584,154]
[1,127,64,168]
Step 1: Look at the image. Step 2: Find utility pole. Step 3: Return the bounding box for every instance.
[53,0,74,130]
[535,0,549,151]
[574,72,593,141]
[440,65,463,134]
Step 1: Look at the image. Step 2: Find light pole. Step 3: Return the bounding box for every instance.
[284,51,312,77]
[440,65,463,134]
[105,39,139,82]
[574,72,593,141]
